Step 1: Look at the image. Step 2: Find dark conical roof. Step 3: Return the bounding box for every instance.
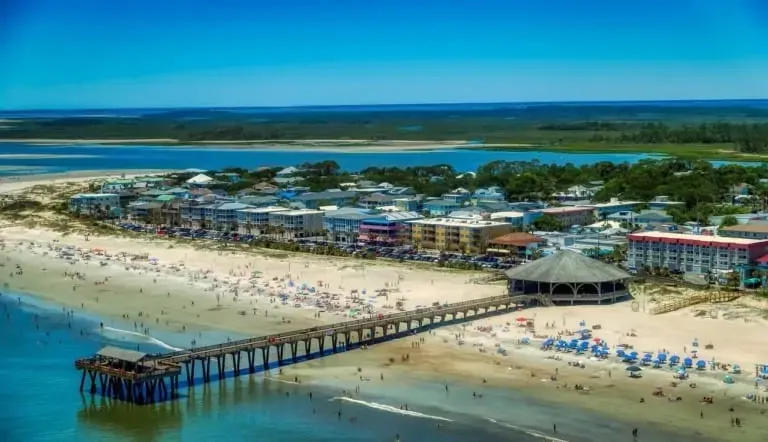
[504,250,630,284]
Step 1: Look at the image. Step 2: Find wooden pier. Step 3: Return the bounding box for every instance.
[75,294,521,404]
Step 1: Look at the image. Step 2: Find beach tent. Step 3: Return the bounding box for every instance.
[186,174,214,185]
[724,375,735,384]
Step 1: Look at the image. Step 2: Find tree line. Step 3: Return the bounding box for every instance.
[174,159,768,225]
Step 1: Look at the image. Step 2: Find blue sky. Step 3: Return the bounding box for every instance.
[1,0,768,109]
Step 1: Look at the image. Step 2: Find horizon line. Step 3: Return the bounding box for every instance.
[2,97,768,113]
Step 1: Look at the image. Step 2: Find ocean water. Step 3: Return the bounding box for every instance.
[0,143,656,176]
[0,292,710,442]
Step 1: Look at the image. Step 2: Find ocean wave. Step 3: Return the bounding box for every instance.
[101,326,183,351]
[329,397,452,422]
[486,418,570,442]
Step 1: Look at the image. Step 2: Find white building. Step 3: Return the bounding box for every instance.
[268,209,324,238]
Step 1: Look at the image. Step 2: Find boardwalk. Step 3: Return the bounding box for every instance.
[649,290,742,315]
[75,293,530,404]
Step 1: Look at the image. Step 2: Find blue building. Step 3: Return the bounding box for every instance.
[423,200,461,216]
[323,208,384,243]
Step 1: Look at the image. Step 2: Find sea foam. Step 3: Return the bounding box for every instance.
[330,396,452,422]
[486,417,570,442]
[101,326,184,351]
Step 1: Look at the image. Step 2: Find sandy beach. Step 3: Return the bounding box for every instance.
[2,174,768,440]
[0,138,536,152]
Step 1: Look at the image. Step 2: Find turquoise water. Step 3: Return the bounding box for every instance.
[0,143,656,175]
[0,292,709,442]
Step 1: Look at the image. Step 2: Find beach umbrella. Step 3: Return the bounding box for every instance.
[616,349,626,357]
[516,317,527,322]
[696,360,706,370]
[625,365,642,372]
[629,351,638,359]
[724,375,734,384]
[683,357,693,367]
[592,338,602,343]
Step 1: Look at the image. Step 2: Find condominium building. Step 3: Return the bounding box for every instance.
[236,206,288,233]
[627,231,768,274]
[408,218,514,254]
[323,208,383,244]
[268,209,324,238]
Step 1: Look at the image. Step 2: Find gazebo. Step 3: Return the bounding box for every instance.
[505,249,632,305]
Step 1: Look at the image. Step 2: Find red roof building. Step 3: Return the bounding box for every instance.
[627,231,768,273]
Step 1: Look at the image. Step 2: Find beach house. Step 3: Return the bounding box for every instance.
[236,206,288,233]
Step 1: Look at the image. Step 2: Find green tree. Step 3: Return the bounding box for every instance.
[532,215,563,232]
[719,215,739,229]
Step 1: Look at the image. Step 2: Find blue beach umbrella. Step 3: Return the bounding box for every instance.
[626,365,642,373]
[696,360,706,370]
[683,357,693,367]
[616,349,626,358]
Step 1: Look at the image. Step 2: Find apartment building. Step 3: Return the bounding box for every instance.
[268,209,324,238]
[69,193,121,216]
[627,231,768,274]
[408,218,514,254]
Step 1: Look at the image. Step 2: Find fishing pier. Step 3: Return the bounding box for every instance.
[75,294,522,404]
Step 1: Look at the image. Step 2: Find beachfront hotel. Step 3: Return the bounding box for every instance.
[627,231,768,273]
[408,218,514,254]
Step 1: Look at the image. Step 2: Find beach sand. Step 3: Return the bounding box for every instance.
[2,227,768,440]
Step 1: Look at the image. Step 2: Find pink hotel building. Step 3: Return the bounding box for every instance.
[627,231,768,273]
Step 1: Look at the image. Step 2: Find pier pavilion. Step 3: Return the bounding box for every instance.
[505,249,631,305]
[75,345,181,404]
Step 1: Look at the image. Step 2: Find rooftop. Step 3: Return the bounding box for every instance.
[294,190,356,201]
[504,249,631,283]
[408,218,511,228]
[217,202,254,211]
[721,224,768,233]
[275,209,325,216]
[535,206,594,214]
[490,232,546,247]
[490,211,525,219]
[237,206,289,214]
[627,231,768,246]
[96,346,147,363]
